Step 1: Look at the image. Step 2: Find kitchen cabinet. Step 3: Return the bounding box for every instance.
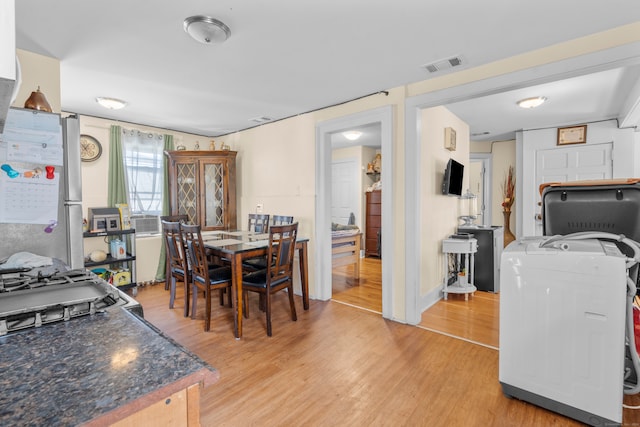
[109,385,199,427]
[0,307,218,426]
[365,190,381,257]
[165,150,237,231]
[84,228,137,295]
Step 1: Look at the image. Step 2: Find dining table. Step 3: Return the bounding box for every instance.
[200,230,309,339]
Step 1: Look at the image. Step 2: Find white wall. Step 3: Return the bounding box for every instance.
[420,107,470,296]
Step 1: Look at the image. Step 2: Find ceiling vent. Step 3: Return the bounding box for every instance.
[249,116,273,124]
[421,55,465,74]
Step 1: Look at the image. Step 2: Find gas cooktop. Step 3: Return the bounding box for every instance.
[0,260,142,336]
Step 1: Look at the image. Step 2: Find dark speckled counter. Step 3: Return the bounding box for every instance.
[0,308,218,426]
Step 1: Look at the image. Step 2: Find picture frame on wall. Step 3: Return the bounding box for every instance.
[444,127,456,151]
[557,125,587,146]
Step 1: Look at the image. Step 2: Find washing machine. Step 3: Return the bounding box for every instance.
[499,236,627,426]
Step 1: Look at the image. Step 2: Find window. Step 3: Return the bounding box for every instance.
[121,129,165,215]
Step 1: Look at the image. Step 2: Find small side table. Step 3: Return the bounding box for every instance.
[442,237,478,301]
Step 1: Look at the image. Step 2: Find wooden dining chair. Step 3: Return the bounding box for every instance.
[182,223,233,332]
[161,220,190,317]
[248,213,270,233]
[272,215,294,226]
[243,215,295,272]
[160,215,189,290]
[242,222,298,336]
[242,213,271,271]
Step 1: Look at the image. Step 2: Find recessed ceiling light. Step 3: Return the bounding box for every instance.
[184,15,231,44]
[517,96,547,109]
[96,97,127,110]
[343,131,362,141]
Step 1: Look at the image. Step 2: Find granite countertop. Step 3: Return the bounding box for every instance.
[0,308,218,426]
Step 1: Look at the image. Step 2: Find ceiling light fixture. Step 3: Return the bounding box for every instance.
[96,97,127,110]
[517,96,547,109]
[343,131,362,141]
[183,15,231,44]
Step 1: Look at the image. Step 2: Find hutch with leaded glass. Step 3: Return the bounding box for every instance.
[164,150,237,231]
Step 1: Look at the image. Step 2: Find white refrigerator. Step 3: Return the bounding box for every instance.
[0,107,84,269]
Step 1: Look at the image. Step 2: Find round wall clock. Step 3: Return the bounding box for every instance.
[80,134,102,162]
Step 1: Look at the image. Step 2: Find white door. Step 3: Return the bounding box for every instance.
[331,159,359,225]
[533,142,612,235]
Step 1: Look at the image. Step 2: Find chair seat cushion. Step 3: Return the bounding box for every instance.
[242,270,289,289]
[194,266,232,285]
[242,257,268,270]
[170,266,187,276]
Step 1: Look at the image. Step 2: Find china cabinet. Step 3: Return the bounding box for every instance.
[164,150,237,231]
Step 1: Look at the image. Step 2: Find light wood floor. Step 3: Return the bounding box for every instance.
[133,275,640,426]
[332,257,382,313]
[332,257,499,348]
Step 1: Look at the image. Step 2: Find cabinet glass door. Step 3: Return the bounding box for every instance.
[176,162,198,224]
[202,160,226,228]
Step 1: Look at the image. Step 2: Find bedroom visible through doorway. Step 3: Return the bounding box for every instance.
[329,122,383,313]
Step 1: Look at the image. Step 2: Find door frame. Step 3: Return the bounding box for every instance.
[315,106,394,319]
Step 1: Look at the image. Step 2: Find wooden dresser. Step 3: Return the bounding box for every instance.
[165,150,237,231]
[365,190,381,257]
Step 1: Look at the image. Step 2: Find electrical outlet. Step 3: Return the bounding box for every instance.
[256,203,264,213]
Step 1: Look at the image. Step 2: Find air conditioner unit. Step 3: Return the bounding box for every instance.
[130,215,160,235]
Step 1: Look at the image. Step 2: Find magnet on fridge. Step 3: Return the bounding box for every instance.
[44,220,57,233]
[45,165,55,179]
[1,164,19,178]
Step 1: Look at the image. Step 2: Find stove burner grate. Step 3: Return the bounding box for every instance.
[0,268,95,292]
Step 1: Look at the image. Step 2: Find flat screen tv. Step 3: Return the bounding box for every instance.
[442,158,464,196]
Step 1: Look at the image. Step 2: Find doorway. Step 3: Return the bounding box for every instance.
[404,45,640,325]
[331,144,382,313]
[470,154,492,227]
[315,106,394,319]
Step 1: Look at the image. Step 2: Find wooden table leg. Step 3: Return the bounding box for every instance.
[232,253,243,339]
[298,241,309,310]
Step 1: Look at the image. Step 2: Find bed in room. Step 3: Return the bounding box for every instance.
[331,225,362,280]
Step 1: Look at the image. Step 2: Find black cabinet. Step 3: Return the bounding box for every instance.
[457,226,503,292]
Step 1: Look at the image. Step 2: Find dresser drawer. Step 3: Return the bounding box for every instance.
[367,190,381,203]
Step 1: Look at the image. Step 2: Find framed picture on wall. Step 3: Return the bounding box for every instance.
[557,125,587,145]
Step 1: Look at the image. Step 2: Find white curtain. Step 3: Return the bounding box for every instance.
[121,128,165,215]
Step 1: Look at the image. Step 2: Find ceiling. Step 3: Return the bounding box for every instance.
[447,64,640,142]
[13,1,640,138]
